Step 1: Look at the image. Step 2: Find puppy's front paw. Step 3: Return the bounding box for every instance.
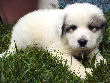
[72,67,93,79]
[85,68,93,76]
[95,58,107,68]
[75,68,93,79]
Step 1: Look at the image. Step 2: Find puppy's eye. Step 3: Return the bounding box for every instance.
[88,25,98,32]
[70,25,77,30]
[66,25,77,32]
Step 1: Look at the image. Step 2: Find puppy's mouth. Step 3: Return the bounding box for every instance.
[78,46,95,52]
[79,46,88,50]
[72,45,88,51]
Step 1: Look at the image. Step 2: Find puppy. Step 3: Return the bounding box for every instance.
[0,3,107,78]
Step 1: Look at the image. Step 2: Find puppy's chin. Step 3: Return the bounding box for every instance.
[70,46,86,51]
[71,45,95,52]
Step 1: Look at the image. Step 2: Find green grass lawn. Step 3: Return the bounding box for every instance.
[0,11,110,83]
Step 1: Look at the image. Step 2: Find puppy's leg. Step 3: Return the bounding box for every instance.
[49,42,92,79]
[88,47,107,68]
[62,55,93,79]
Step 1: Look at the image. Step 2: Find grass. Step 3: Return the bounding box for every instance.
[0,11,110,82]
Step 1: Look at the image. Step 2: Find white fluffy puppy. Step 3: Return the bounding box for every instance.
[0,3,107,78]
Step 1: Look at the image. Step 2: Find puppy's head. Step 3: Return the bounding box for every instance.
[61,3,107,51]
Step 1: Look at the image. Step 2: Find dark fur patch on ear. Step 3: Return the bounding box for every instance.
[89,15,107,32]
[61,23,65,37]
[61,16,66,37]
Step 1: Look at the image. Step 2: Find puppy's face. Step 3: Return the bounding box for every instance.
[61,3,106,51]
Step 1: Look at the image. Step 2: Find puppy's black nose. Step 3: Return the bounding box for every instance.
[78,39,87,47]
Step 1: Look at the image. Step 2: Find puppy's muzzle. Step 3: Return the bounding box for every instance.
[78,39,88,47]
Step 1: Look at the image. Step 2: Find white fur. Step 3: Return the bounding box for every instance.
[0,3,107,79]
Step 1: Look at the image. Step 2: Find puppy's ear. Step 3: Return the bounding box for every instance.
[60,15,67,38]
[61,22,66,37]
[57,14,66,37]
